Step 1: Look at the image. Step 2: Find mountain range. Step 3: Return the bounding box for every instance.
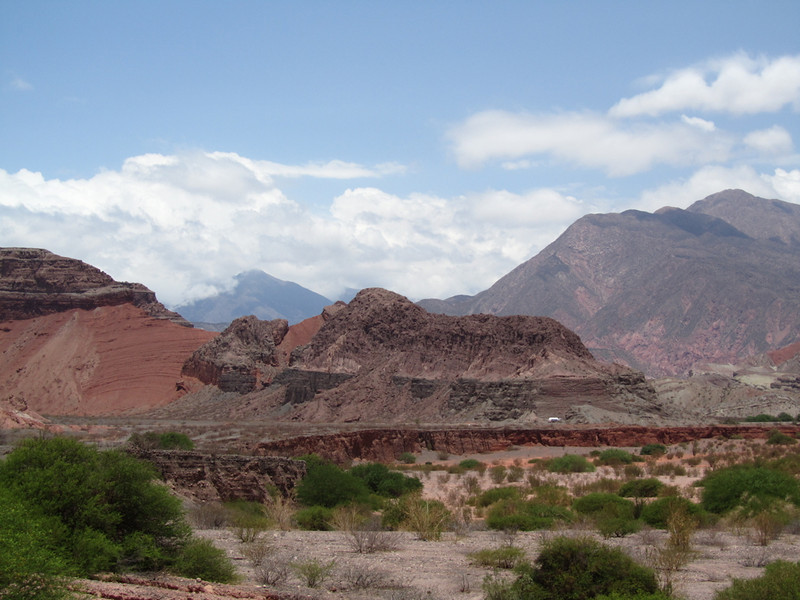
[419,189,800,377]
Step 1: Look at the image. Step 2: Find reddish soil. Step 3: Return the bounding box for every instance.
[0,305,216,416]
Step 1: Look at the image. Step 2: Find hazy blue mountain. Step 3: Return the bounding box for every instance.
[175,270,332,328]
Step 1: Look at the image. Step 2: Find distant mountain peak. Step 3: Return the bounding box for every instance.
[175,269,332,327]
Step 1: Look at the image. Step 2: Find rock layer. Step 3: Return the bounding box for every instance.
[0,248,190,326]
[254,424,800,463]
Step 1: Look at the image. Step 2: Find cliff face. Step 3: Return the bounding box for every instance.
[0,248,190,326]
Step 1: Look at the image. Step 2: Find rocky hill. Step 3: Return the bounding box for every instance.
[169,288,660,424]
[419,190,800,377]
[0,248,216,420]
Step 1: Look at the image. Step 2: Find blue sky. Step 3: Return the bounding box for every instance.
[2,1,799,306]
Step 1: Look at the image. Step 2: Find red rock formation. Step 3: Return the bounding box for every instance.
[0,304,215,416]
[254,424,800,463]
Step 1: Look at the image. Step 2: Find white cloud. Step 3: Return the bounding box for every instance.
[681,115,716,132]
[610,53,800,117]
[448,110,733,176]
[743,126,794,155]
[0,153,582,305]
[634,165,800,212]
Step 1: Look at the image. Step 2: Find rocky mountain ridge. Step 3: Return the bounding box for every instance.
[419,190,800,378]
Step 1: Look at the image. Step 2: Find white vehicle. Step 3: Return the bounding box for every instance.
[548,417,561,423]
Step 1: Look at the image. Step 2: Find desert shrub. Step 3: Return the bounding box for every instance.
[530,484,572,507]
[294,505,334,530]
[490,464,508,483]
[349,462,422,497]
[641,496,705,529]
[0,437,189,576]
[472,486,522,507]
[714,559,800,600]
[382,494,451,540]
[253,554,291,585]
[700,465,800,514]
[504,536,660,600]
[619,478,664,498]
[128,430,194,450]
[766,429,797,445]
[398,452,417,464]
[225,500,270,542]
[486,499,573,531]
[295,458,370,508]
[640,443,668,456]
[744,413,779,422]
[459,458,483,470]
[573,493,634,516]
[171,538,237,583]
[341,564,389,589]
[573,477,623,495]
[648,462,687,477]
[507,465,525,482]
[291,558,336,588]
[548,454,596,473]
[468,545,527,569]
[596,448,636,466]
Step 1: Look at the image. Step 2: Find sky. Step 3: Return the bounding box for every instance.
[1,1,799,307]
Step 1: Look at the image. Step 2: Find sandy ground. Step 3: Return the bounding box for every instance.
[76,439,800,600]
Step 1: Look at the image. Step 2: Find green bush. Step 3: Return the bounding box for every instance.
[381,494,451,540]
[596,449,636,466]
[0,437,189,576]
[472,486,522,508]
[128,431,194,450]
[0,486,73,600]
[640,443,668,456]
[171,538,237,583]
[349,462,422,497]
[505,536,660,600]
[700,465,800,514]
[548,454,596,473]
[744,413,779,422]
[295,458,370,508]
[468,545,527,569]
[619,478,664,498]
[766,429,797,445]
[398,452,417,464]
[573,493,635,516]
[641,496,705,529]
[459,458,484,470]
[295,506,334,530]
[714,559,800,600]
[486,499,573,531]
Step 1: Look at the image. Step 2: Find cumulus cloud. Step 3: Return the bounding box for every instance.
[610,53,800,117]
[448,110,733,175]
[0,152,582,305]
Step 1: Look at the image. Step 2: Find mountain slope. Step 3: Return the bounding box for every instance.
[175,270,332,327]
[419,190,800,376]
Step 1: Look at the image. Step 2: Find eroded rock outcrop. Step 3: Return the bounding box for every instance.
[0,248,190,326]
[175,288,658,424]
[132,449,306,503]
